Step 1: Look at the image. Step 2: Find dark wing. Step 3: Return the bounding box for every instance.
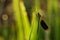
[40,20,48,30]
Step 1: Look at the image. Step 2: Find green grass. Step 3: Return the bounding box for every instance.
[0,0,59,40]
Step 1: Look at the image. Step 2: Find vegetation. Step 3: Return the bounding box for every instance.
[0,0,60,40]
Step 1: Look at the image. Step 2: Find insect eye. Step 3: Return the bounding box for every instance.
[40,20,48,30]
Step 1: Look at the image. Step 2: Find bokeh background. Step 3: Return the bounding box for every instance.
[0,0,60,40]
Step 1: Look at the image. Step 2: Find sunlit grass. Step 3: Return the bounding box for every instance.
[13,0,40,40]
[13,0,24,40]
[12,0,60,40]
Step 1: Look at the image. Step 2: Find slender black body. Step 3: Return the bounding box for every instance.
[38,13,48,30]
[40,20,48,30]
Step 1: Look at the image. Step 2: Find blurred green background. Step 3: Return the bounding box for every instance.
[0,0,60,40]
